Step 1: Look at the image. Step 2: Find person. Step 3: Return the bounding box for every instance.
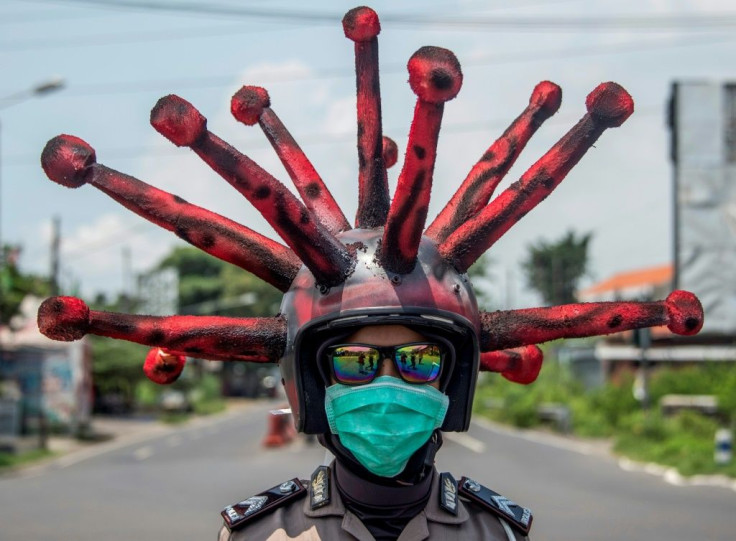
[219,319,534,540]
[35,5,705,541]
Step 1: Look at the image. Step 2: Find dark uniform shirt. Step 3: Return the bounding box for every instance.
[219,463,530,541]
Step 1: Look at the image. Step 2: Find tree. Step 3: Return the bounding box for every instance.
[467,254,495,310]
[157,246,225,310]
[522,231,592,306]
[0,245,50,326]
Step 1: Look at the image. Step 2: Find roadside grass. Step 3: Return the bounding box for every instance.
[0,448,55,471]
[473,351,736,478]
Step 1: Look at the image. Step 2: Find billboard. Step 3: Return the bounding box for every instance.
[670,81,736,335]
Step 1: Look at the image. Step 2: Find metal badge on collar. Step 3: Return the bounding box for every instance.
[439,472,459,516]
[221,478,307,531]
[459,477,533,536]
[310,465,331,510]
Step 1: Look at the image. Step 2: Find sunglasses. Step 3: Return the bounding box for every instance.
[323,342,447,386]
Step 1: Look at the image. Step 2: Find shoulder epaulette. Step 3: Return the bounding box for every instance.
[458,476,533,536]
[221,478,307,531]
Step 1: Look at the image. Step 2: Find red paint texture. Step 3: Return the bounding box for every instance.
[426,81,562,243]
[479,346,543,385]
[344,7,389,229]
[441,82,634,273]
[37,296,90,341]
[382,136,398,169]
[479,291,703,351]
[41,135,300,292]
[37,297,287,361]
[143,348,186,384]
[150,95,354,287]
[231,86,350,235]
[381,47,462,274]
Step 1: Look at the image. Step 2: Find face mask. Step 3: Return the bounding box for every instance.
[324,375,449,478]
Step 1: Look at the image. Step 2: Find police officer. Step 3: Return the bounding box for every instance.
[219,316,533,540]
[35,4,704,541]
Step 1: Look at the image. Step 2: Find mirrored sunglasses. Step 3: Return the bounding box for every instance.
[324,342,445,385]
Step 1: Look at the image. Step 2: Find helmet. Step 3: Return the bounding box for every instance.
[281,228,480,433]
[37,6,704,435]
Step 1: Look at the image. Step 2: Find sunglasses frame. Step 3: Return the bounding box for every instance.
[317,333,456,388]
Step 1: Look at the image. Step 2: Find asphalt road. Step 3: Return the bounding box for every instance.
[1,400,734,540]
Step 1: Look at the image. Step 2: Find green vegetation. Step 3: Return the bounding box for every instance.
[522,230,592,305]
[474,350,736,478]
[0,448,55,471]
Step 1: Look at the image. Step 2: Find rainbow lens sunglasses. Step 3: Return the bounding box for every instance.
[323,342,447,385]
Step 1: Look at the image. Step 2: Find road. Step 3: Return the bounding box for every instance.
[1,400,734,540]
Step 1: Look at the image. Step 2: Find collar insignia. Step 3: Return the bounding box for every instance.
[310,465,331,510]
[439,472,458,516]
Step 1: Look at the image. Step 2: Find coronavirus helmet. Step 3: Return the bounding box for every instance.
[37,6,704,434]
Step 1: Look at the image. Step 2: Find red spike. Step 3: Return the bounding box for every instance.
[38,296,287,361]
[144,348,186,384]
[479,345,543,385]
[426,81,562,243]
[231,86,350,235]
[41,135,300,292]
[343,6,390,228]
[148,347,271,365]
[441,82,634,272]
[479,291,703,351]
[150,95,355,287]
[382,136,398,169]
[382,46,462,274]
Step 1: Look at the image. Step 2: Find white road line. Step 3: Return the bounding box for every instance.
[167,435,182,447]
[134,446,154,461]
[619,458,736,492]
[445,432,486,453]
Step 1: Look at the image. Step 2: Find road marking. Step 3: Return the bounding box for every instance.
[445,432,486,453]
[167,435,182,447]
[619,458,736,492]
[134,446,154,460]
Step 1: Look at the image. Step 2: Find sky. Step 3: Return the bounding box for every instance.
[2,0,735,310]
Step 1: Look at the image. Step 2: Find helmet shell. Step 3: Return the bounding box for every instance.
[279,228,480,433]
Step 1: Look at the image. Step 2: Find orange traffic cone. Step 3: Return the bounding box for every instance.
[262,407,296,447]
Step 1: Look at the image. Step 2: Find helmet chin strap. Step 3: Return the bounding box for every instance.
[318,430,443,485]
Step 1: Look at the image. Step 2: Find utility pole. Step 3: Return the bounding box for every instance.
[50,216,61,295]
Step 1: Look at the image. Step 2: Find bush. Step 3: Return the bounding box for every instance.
[473,350,736,478]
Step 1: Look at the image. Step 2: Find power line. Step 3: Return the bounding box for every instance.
[3,30,733,97]
[36,0,736,31]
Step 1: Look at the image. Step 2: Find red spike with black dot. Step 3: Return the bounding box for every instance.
[40,135,300,292]
[150,94,354,287]
[231,86,350,235]
[381,46,462,274]
[426,81,562,243]
[441,82,634,273]
[37,296,287,361]
[479,346,543,385]
[479,291,703,352]
[144,348,186,385]
[343,6,390,229]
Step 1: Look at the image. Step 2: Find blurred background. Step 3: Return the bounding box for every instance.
[0,1,735,540]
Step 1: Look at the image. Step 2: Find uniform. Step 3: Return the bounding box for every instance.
[219,463,532,541]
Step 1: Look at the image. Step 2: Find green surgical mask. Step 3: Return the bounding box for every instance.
[324,375,449,478]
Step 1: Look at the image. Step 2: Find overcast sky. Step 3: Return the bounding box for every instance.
[2,0,734,309]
